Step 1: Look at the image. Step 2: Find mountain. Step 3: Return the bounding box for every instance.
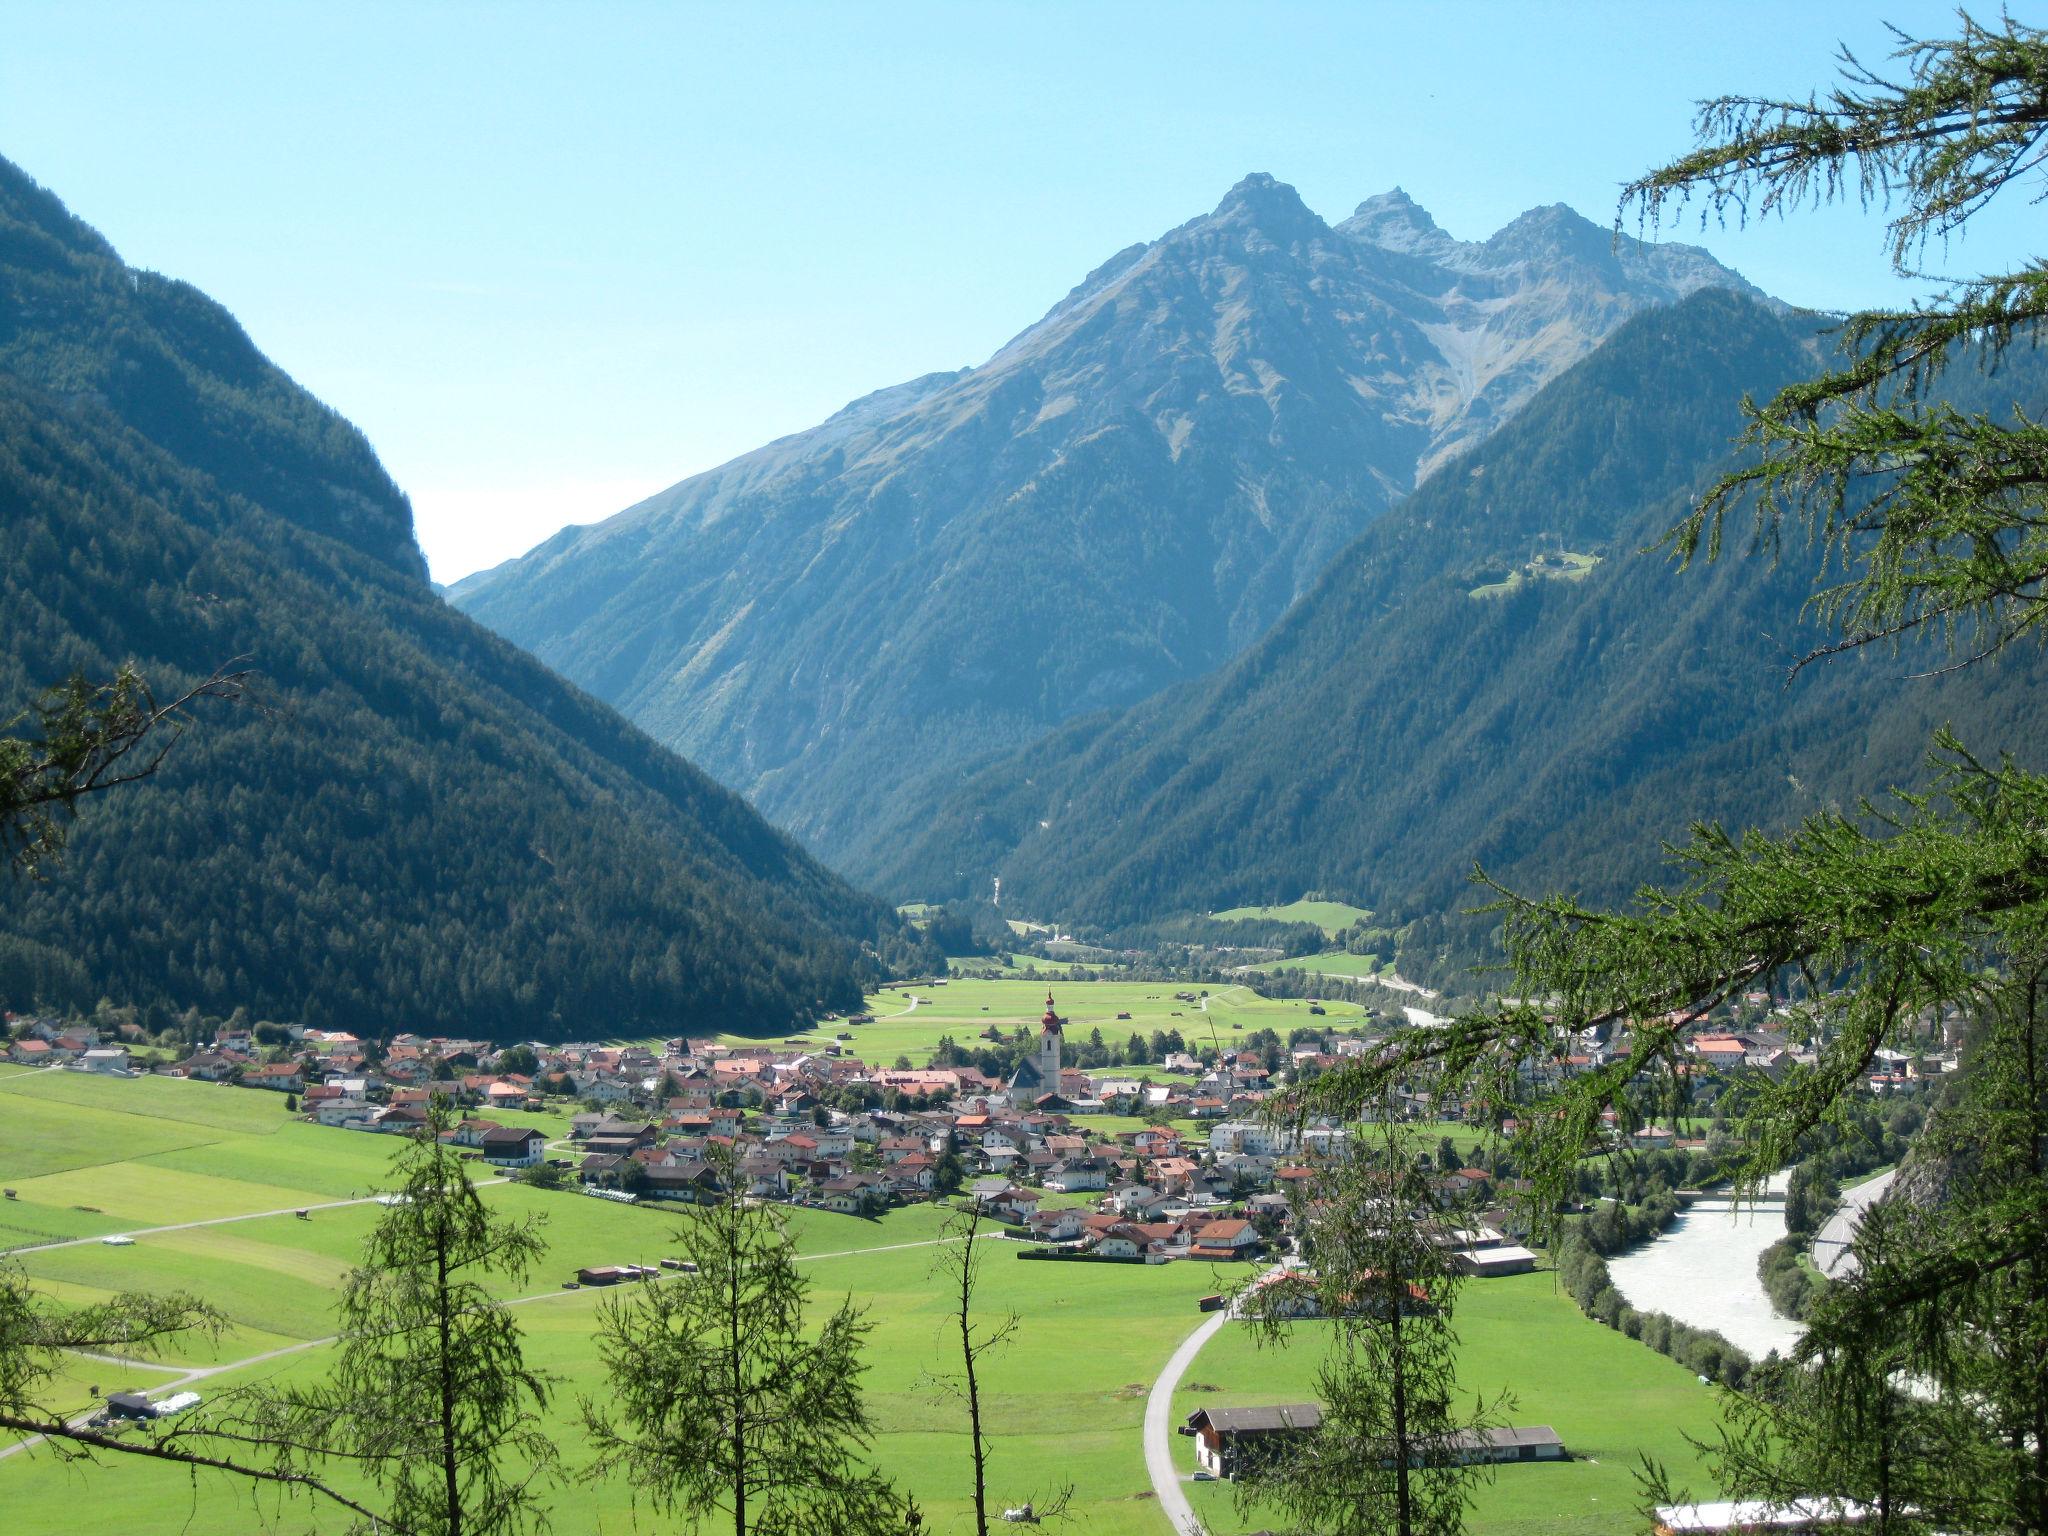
[450,175,1759,874]
[874,288,2048,969]
[0,157,931,1039]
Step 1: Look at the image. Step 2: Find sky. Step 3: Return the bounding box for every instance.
[4,2,2034,582]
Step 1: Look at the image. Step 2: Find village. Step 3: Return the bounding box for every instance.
[4,985,1957,1281]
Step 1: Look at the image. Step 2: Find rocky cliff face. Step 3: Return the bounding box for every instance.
[452,174,1759,874]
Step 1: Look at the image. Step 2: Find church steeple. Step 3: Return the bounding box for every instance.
[1040,992,1062,1035]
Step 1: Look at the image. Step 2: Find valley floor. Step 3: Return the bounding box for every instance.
[0,1026,1727,1535]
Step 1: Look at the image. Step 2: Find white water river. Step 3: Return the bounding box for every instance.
[1604,1176,1805,1362]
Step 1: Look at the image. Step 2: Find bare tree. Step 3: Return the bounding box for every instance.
[927,1201,1071,1531]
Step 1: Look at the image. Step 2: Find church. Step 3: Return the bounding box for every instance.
[1005,992,1063,1108]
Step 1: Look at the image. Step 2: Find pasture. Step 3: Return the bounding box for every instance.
[1177,1268,1726,1536]
[1208,899,1374,936]
[711,978,1373,1067]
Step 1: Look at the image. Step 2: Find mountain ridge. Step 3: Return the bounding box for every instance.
[452,174,1762,873]
[0,156,929,1038]
[872,287,2048,970]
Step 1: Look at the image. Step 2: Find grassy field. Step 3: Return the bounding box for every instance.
[1176,1267,1726,1536]
[711,979,1373,1067]
[1208,899,1374,936]
[0,1066,1725,1534]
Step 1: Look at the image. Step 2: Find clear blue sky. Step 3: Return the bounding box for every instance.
[5,2,2032,581]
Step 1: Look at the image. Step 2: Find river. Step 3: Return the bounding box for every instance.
[1604,1177,1804,1361]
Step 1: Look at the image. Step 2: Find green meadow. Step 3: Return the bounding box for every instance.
[712,978,1372,1067]
[1177,1269,1726,1536]
[0,1065,1726,1534]
[1208,899,1375,936]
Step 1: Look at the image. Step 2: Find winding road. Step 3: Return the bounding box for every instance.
[1143,1307,1230,1535]
[1142,1263,1286,1534]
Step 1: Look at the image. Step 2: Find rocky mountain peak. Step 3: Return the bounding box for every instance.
[1202,171,1328,244]
[1345,186,1450,255]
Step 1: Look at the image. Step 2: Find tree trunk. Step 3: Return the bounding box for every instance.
[436,1191,461,1536]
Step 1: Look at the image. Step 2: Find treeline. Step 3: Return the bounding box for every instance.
[1757,1094,1929,1320]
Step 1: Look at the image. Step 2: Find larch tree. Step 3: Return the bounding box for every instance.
[1293,13,2048,1533]
[1231,1118,1507,1536]
[579,1145,907,1536]
[244,1098,558,1536]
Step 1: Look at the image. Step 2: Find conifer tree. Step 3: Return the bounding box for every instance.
[248,1099,558,1536]
[580,1147,906,1536]
[1295,14,2048,1529]
[1232,1119,1507,1536]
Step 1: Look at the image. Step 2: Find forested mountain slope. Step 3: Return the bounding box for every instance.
[451,175,1757,873]
[0,157,929,1038]
[878,290,2048,966]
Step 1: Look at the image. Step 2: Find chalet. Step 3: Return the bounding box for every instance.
[818,1172,889,1215]
[179,1050,239,1081]
[478,1126,547,1168]
[1187,1218,1260,1262]
[980,1185,1042,1224]
[1025,1206,1085,1243]
[452,1118,502,1148]
[643,1159,720,1203]
[7,1038,54,1065]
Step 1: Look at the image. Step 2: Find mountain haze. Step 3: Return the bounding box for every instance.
[452,175,1759,873]
[876,289,2048,963]
[0,157,929,1039]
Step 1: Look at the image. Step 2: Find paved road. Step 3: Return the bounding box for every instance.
[1812,1167,1899,1279]
[1144,1307,1229,1535]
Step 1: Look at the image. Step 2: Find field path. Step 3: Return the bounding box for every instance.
[9,1180,511,1256]
[1142,1263,1285,1534]
[2,1227,994,1466]
[1144,1307,1228,1534]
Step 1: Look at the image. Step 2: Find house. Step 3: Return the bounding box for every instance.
[452,1118,502,1148]
[980,1185,1042,1224]
[1026,1206,1084,1243]
[643,1159,721,1203]
[478,1126,547,1168]
[76,1047,133,1075]
[1182,1406,1565,1479]
[179,1050,238,1081]
[1044,1156,1108,1193]
[818,1172,889,1215]
[7,1038,54,1066]
[315,1099,378,1129]
[1187,1218,1260,1262]
[1181,1404,1323,1478]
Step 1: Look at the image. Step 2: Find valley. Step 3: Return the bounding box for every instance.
[0,1046,1731,1536]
